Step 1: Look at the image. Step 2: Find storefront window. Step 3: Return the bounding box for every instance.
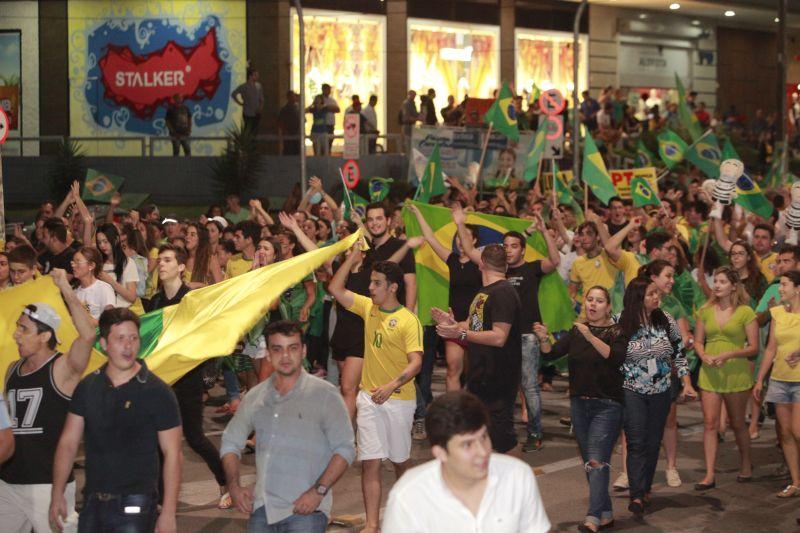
[515,30,587,105]
[291,9,386,149]
[408,19,500,121]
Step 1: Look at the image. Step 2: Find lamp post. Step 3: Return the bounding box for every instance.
[572,0,588,180]
[293,0,307,196]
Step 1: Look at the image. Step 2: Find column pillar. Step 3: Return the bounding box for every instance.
[500,0,515,87]
[386,0,408,138]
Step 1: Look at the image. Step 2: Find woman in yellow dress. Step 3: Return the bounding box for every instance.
[694,266,758,490]
[754,270,800,498]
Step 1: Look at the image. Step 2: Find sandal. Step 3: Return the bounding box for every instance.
[778,485,800,498]
[218,492,233,509]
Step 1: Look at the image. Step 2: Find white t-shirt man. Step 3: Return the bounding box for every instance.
[75,279,116,319]
[383,453,550,533]
[103,259,140,308]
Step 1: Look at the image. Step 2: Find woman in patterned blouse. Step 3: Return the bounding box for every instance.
[610,277,697,517]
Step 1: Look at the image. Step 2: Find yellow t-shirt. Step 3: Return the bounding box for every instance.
[770,306,800,382]
[225,254,253,279]
[347,293,423,401]
[758,252,778,283]
[569,250,618,294]
[608,250,642,287]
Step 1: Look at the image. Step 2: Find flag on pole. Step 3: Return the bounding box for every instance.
[416,144,446,203]
[685,132,722,178]
[0,231,365,384]
[581,130,617,205]
[635,139,656,168]
[631,176,661,208]
[368,177,393,202]
[343,190,369,221]
[764,148,783,189]
[82,168,124,203]
[403,200,574,331]
[734,174,774,219]
[722,138,741,161]
[530,83,541,108]
[483,82,519,142]
[675,73,703,141]
[522,117,548,182]
[553,160,572,205]
[657,129,688,169]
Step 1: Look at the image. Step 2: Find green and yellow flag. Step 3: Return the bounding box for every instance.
[403,201,574,331]
[630,176,661,208]
[416,144,446,203]
[675,73,703,141]
[552,160,572,205]
[484,82,519,141]
[657,129,688,169]
[722,137,741,161]
[82,168,124,203]
[734,174,773,219]
[582,130,617,205]
[0,232,363,384]
[368,177,393,202]
[522,117,548,182]
[343,189,369,221]
[685,133,722,178]
[635,139,655,168]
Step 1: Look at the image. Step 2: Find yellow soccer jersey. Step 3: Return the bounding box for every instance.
[758,252,778,283]
[225,254,253,279]
[569,250,618,294]
[347,293,423,401]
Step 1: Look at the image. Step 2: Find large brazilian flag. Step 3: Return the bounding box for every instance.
[403,201,575,332]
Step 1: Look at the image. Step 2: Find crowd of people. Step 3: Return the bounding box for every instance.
[2,123,800,531]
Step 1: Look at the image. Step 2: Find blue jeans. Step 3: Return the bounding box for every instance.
[78,493,158,533]
[571,397,623,525]
[521,334,543,438]
[247,507,327,533]
[223,367,241,401]
[414,326,438,420]
[623,389,672,501]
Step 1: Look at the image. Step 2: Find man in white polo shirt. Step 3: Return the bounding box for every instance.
[383,391,550,533]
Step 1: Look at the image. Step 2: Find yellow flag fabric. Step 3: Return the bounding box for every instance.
[0,231,363,385]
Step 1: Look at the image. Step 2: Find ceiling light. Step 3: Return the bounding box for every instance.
[639,13,648,20]
[691,20,701,26]
[724,10,735,17]
[775,17,780,23]
[669,3,680,10]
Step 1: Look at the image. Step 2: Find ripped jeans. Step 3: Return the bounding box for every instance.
[570,397,623,525]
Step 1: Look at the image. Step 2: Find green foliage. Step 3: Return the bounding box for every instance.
[209,122,263,197]
[47,139,87,202]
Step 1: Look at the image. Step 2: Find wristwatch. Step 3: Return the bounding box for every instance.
[458,329,468,341]
[315,483,329,496]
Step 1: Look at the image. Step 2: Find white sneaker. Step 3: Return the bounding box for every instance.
[666,468,682,487]
[613,472,629,491]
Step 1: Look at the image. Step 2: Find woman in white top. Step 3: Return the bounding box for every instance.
[96,223,139,308]
[72,246,115,324]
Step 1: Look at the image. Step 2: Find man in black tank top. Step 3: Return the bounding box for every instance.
[0,268,95,532]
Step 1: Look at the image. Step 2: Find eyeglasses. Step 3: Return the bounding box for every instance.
[729,251,747,257]
[70,260,90,265]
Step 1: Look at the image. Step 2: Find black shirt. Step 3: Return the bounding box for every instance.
[505,261,545,334]
[364,236,415,305]
[70,361,181,495]
[543,325,625,404]
[607,221,627,236]
[465,280,522,395]
[38,243,77,276]
[446,253,482,321]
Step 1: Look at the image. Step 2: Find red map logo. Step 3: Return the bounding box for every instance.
[98,27,223,119]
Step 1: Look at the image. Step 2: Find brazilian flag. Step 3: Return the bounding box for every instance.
[675,73,703,141]
[657,129,688,169]
[553,161,572,205]
[343,190,369,221]
[368,177,393,202]
[685,133,722,178]
[635,139,655,168]
[523,117,549,182]
[631,176,661,208]
[82,168,124,203]
[484,82,519,142]
[722,138,741,161]
[415,143,446,203]
[403,200,574,330]
[735,174,773,219]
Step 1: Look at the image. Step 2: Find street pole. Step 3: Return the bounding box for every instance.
[572,0,588,182]
[778,0,788,178]
[293,0,307,196]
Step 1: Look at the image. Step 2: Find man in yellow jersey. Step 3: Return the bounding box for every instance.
[568,221,619,304]
[329,248,423,533]
[225,221,259,279]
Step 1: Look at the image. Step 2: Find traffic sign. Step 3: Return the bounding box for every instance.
[538,89,566,116]
[545,115,564,159]
[343,113,360,159]
[341,159,361,189]
[0,109,8,145]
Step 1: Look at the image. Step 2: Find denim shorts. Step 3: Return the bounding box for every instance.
[765,379,800,404]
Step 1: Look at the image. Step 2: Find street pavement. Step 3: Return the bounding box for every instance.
[72,365,799,531]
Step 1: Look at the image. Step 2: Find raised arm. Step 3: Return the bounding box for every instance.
[604,216,640,262]
[51,269,96,390]
[249,198,274,226]
[584,210,610,245]
[452,203,482,265]
[308,177,341,221]
[711,217,733,254]
[279,211,318,253]
[405,203,451,262]
[527,213,559,273]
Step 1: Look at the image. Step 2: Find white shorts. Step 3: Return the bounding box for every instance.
[356,390,416,463]
[0,479,78,533]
